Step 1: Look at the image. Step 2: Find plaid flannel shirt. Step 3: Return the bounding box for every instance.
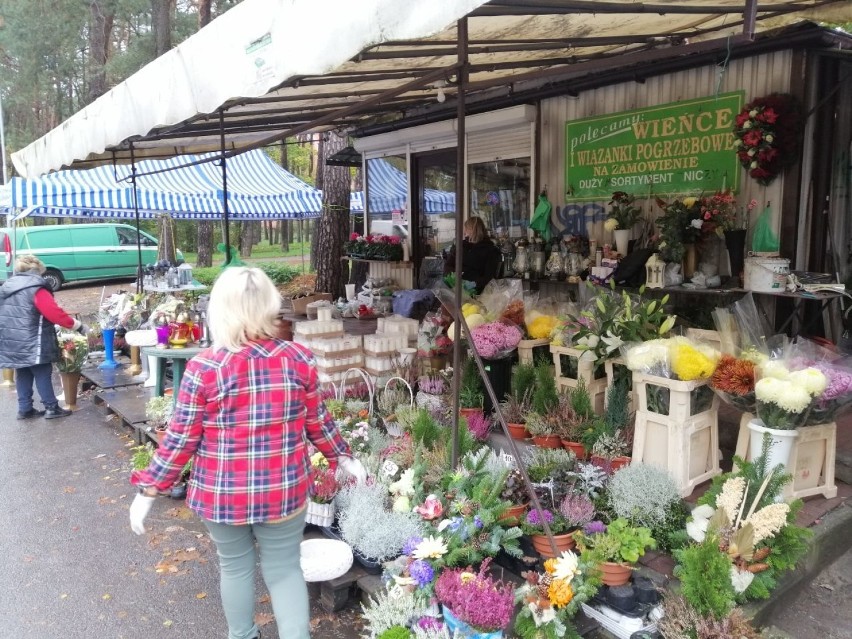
[131,338,350,524]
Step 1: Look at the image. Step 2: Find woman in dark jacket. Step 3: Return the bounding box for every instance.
[0,255,89,419]
[444,215,502,293]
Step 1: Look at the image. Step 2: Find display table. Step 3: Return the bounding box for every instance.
[141,345,205,399]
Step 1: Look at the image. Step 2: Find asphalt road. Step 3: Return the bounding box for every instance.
[0,374,363,639]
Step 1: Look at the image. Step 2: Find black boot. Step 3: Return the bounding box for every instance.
[17,408,46,420]
[44,406,72,419]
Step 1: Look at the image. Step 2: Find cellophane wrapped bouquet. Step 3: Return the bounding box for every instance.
[55,332,89,373]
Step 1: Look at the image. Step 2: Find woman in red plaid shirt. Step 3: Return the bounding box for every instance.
[129,267,365,639]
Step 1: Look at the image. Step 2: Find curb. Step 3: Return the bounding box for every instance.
[745,501,852,626]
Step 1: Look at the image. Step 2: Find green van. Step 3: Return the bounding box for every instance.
[0,223,180,291]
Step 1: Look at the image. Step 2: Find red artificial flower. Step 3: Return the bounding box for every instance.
[735,112,750,127]
[760,108,778,124]
[742,130,763,147]
[350,232,360,241]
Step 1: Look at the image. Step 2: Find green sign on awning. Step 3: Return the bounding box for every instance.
[565,91,744,202]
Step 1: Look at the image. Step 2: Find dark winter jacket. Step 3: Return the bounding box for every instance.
[0,272,60,368]
[445,239,502,294]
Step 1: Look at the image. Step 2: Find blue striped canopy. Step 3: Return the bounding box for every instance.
[364,158,455,215]
[8,150,347,221]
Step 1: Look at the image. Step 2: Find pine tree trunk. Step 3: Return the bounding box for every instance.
[87,1,115,104]
[196,222,213,267]
[151,0,175,57]
[156,215,177,264]
[315,131,350,296]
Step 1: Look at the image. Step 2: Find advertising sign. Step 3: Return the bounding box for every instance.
[565,91,744,201]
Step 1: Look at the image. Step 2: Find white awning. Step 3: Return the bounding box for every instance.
[11,0,852,178]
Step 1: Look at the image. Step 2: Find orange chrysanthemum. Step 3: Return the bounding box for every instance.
[547,579,574,607]
[711,355,756,396]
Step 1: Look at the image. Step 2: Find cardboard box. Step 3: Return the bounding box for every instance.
[287,293,333,316]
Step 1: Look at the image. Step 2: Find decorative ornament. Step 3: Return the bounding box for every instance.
[732,93,803,186]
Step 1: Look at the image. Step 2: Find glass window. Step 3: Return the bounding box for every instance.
[468,158,531,239]
[366,155,408,237]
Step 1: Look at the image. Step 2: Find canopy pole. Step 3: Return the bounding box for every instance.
[219,110,231,266]
[129,143,143,295]
[450,17,469,469]
[300,219,305,273]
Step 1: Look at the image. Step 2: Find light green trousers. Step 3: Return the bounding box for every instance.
[204,509,309,639]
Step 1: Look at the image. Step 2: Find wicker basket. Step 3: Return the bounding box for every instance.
[300,539,353,582]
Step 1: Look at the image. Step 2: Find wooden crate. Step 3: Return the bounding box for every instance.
[631,372,721,497]
[550,345,607,413]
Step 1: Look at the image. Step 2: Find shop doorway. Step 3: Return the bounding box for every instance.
[411,148,458,286]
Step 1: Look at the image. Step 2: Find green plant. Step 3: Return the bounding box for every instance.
[607,463,681,530]
[576,517,656,564]
[459,357,484,408]
[498,391,529,424]
[378,626,413,639]
[411,409,443,449]
[523,447,576,483]
[570,378,594,420]
[674,538,737,619]
[578,415,609,451]
[459,385,484,409]
[145,395,174,430]
[604,375,631,432]
[531,360,559,414]
[131,443,155,470]
[590,431,629,460]
[512,363,537,403]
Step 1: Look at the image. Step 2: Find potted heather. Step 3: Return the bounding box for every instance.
[520,507,575,558]
[589,431,631,473]
[498,392,531,440]
[306,459,339,527]
[435,559,515,638]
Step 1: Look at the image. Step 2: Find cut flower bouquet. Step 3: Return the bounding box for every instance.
[470,319,523,359]
[604,191,643,231]
[55,332,89,373]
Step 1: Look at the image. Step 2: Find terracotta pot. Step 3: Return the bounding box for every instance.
[530,532,576,558]
[532,434,562,449]
[498,503,528,526]
[60,371,82,410]
[610,455,631,471]
[460,407,482,421]
[507,422,529,440]
[562,440,587,459]
[599,561,633,586]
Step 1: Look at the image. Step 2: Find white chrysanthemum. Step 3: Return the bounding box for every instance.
[552,551,582,583]
[529,602,557,627]
[730,566,754,594]
[624,339,669,372]
[686,519,708,543]
[788,368,828,397]
[604,218,619,232]
[412,535,448,560]
[715,476,746,522]
[760,360,791,380]
[755,377,793,406]
[696,344,721,365]
[692,504,715,520]
[775,384,812,414]
[745,503,790,544]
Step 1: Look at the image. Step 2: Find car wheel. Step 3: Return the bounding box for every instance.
[43,269,63,292]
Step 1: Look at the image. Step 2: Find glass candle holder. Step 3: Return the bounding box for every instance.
[155,324,171,347]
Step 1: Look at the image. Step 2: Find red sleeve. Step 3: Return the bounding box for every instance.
[33,289,77,329]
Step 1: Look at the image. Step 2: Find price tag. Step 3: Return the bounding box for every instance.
[499,450,516,468]
[382,459,400,478]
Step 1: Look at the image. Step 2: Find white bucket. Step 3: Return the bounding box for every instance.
[744,256,790,292]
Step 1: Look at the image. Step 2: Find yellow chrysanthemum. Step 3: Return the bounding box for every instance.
[543,558,557,575]
[547,579,574,607]
[460,571,477,585]
[671,343,716,381]
[528,315,558,340]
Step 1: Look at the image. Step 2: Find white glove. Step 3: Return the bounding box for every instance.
[129,493,156,535]
[339,457,367,484]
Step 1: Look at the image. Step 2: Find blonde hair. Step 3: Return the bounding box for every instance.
[15,255,46,274]
[207,267,282,352]
[464,216,488,243]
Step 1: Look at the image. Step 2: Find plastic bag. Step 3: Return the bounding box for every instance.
[530,192,552,241]
[523,291,560,340]
[469,318,523,360]
[751,202,780,253]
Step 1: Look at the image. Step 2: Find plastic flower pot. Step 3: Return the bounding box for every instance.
[98,328,120,369]
[498,503,528,526]
[532,434,562,449]
[562,440,587,459]
[442,606,503,639]
[748,418,799,476]
[507,422,529,440]
[530,532,576,558]
[599,561,634,586]
[610,456,631,472]
[460,407,482,421]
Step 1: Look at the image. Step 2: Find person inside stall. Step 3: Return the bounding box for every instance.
[444,215,502,294]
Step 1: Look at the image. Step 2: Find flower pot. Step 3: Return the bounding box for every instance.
[748,418,799,476]
[599,561,633,586]
[305,501,335,527]
[532,434,562,449]
[442,606,503,639]
[498,503,528,526]
[561,440,587,459]
[610,455,631,472]
[60,371,82,410]
[507,422,529,440]
[530,532,576,558]
[613,229,631,256]
[460,407,483,422]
